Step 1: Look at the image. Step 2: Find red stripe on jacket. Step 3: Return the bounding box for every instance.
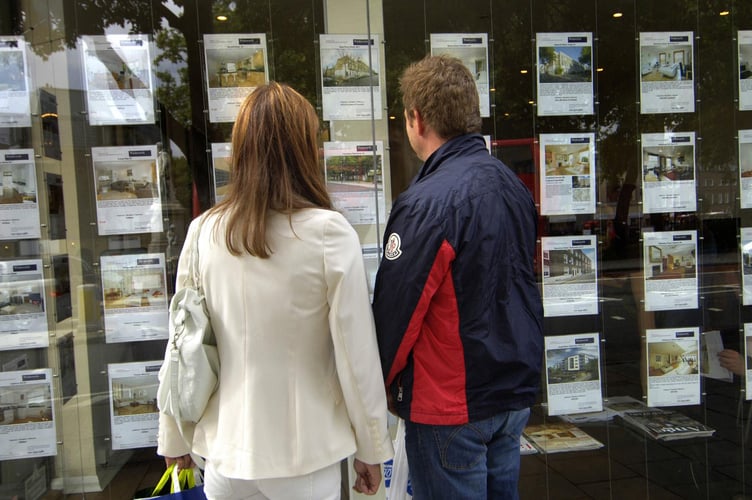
[385,240,468,424]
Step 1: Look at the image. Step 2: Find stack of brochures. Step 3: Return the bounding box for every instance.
[522,422,604,454]
[601,395,715,441]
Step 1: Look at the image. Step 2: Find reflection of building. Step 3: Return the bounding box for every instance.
[543,249,592,278]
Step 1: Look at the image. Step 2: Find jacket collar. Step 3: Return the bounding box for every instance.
[413,133,487,185]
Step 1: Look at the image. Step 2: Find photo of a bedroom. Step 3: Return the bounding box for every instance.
[640,44,693,82]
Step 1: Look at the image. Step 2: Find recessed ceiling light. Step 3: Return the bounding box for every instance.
[520,69,528,74]
[719,10,730,16]
[612,12,623,18]
[216,15,228,21]
[597,67,604,72]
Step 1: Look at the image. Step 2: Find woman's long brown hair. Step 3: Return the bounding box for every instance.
[207,82,333,258]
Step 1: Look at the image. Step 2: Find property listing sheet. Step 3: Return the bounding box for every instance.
[646,327,701,407]
[739,31,752,111]
[100,253,168,343]
[641,131,696,214]
[539,133,596,215]
[92,145,163,235]
[740,227,752,305]
[639,31,695,114]
[739,130,752,209]
[700,330,732,382]
[545,333,602,416]
[643,230,698,311]
[81,34,155,126]
[324,141,385,226]
[430,33,490,117]
[320,34,382,121]
[204,34,268,123]
[536,32,594,116]
[0,36,31,128]
[108,361,161,450]
[0,149,41,240]
[0,259,48,351]
[0,369,56,460]
[745,323,752,400]
[211,142,231,204]
[542,235,598,317]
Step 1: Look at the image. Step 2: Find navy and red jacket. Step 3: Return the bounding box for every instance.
[373,133,543,425]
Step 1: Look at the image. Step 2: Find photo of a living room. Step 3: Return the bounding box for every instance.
[110,375,158,416]
[640,44,693,81]
[642,145,694,182]
[648,340,699,376]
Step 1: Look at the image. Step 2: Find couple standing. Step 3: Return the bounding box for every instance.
[158,55,543,500]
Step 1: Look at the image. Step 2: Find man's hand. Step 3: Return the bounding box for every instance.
[719,349,745,376]
[353,459,382,495]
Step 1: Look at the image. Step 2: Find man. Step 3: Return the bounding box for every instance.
[372,55,543,500]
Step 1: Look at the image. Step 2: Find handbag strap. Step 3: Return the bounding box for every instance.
[184,214,207,292]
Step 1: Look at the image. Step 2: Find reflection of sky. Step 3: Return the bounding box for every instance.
[547,346,598,366]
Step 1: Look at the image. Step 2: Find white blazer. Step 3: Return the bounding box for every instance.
[158,208,393,480]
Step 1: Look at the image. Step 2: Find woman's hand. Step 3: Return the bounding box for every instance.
[164,454,194,470]
[353,459,382,495]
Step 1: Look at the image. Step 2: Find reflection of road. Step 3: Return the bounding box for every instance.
[326,181,382,192]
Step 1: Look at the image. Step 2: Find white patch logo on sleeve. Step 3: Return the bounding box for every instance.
[385,232,403,260]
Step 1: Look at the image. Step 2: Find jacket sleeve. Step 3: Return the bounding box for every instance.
[324,214,394,465]
[157,217,200,459]
[372,202,450,386]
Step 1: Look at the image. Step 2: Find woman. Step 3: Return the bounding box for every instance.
[158,82,393,499]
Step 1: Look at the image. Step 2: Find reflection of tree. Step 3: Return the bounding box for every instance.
[326,155,381,182]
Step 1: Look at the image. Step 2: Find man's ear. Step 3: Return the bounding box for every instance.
[412,109,426,135]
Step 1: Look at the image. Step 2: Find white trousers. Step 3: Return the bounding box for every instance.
[203,460,341,500]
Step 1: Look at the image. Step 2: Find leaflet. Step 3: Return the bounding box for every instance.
[324,141,386,226]
[642,230,698,311]
[0,369,56,460]
[211,142,232,204]
[639,31,695,114]
[0,149,41,240]
[542,235,597,317]
[320,34,382,121]
[100,253,168,343]
[742,228,752,306]
[81,34,155,126]
[739,31,752,111]
[539,133,596,215]
[646,327,701,407]
[744,324,752,400]
[739,130,752,209]
[641,131,696,214]
[92,145,163,235]
[362,244,380,301]
[536,32,593,116]
[430,33,490,117]
[544,332,602,416]
[700,330,732,382]
[0,36,31,128]
[204,34,269,123]
[108,361,161,450]
[0,259,48,351]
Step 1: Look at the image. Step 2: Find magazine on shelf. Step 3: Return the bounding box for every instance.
[523,421,604,454]
[618,408,715,441]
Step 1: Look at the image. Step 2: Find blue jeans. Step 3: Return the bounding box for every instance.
[404,408,530,500]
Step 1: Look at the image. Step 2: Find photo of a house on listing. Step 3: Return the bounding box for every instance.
[205,46,266,89]
[538,45,592,83]
[640,43,693,82]
[648,339,699,376]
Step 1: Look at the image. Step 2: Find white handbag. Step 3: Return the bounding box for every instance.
[157,215,219,424]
